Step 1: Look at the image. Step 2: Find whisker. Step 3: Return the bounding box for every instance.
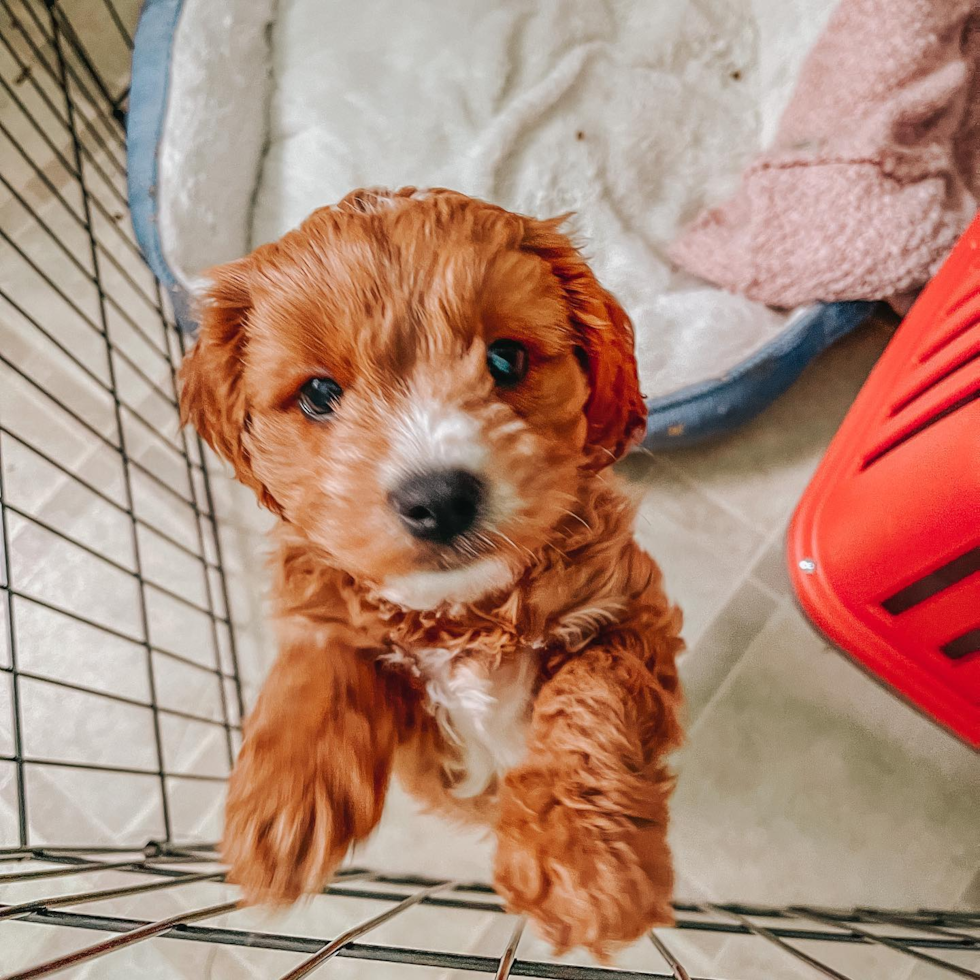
[488,528,535,562]
[456,538,480,561]
[561,508,591,530]
[499,533,532,559]
[547,543,571,562]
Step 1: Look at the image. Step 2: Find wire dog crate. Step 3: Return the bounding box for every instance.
[0,2,978,978]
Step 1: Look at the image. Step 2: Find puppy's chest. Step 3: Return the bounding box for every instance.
[383,641,537,797]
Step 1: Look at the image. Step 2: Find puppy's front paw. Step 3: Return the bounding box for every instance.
[221,733,366,905]
[493,774,674,959]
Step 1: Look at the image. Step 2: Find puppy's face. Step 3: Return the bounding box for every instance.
[181,189,646,608]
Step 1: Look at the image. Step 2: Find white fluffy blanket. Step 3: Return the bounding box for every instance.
[159,0,837,401]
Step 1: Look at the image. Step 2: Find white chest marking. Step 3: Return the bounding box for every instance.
[413,648,535,798]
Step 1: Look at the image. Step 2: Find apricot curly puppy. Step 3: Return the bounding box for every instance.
[180,187,684,957]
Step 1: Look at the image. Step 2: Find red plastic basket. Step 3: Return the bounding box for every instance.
[788,213,980,749]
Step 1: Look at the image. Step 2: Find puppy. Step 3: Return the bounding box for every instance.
[180,187,684,957]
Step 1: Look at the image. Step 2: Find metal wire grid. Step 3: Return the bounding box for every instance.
[0,0,244,849]
[0,845,979,979]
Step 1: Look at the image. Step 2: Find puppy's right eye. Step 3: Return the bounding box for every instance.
[298,377,343,418]
[487,339,528,387]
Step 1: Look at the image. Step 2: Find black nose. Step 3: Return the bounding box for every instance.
[389,469,485,543]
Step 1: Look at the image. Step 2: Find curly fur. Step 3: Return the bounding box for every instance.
[180,187,683,957]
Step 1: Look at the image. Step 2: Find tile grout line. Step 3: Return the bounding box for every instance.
[684,595,799,744]
[677,519,788,655]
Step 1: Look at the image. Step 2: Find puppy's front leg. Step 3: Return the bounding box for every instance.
[493,638,682,958]
[223,620,399,904]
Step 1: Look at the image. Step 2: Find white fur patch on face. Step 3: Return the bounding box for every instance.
[388,398,487,477]
[384,395,522,538]
[380,557,516,610]
[406,648,535,798]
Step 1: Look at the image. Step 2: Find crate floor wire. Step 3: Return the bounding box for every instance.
[0,1,977,978]
[1,844,979,980]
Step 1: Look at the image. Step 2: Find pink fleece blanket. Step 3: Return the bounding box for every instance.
[672,0,980,309]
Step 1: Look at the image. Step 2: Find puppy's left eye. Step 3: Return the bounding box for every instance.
[487,339,528,387]
[298,377,343,418]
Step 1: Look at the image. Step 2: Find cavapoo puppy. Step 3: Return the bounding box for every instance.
[180,187,684,957]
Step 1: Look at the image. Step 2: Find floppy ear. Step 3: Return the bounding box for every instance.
[179,258,282,514]
[523,218,648,468]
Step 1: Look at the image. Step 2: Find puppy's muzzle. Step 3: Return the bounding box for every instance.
[389,469,484,544]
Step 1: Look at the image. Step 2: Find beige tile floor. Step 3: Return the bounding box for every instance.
[1,1,977,977]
